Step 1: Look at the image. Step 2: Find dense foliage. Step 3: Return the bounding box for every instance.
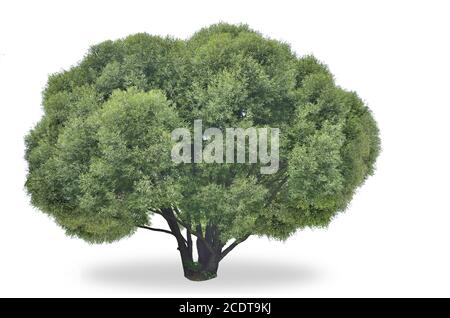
[25,23,380,280]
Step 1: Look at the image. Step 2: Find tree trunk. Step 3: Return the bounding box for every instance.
[158,208,246,281]
[160,208,195,278]
[181,239,220,281]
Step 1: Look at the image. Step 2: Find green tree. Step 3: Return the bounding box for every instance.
[25,23,380,281]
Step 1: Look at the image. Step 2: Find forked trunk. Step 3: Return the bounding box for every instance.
[182,253,220,281]
[159,208,246,281]
[181,230,221,281]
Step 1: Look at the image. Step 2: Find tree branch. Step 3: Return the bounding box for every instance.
[137,225,175,236]
[161,210,190,229]
[160,208,190,247]
[220,234,251,260]
[196,224,216,254]
[186,227,193,255]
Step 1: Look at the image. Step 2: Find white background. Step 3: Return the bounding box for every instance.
[1,0,449,297]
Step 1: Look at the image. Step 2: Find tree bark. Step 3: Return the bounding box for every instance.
[181,224,221,281]
[182,246,220,281]
[156,207,247,281]
[160,208,193,278]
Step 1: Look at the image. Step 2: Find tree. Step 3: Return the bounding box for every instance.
[25,23,380,281]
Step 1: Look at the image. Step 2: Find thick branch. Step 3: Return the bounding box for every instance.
[196,224,216,254]
[158,209,191,230]
[161,208,189,248]
[220,234,251,260]
[186,227,193,256]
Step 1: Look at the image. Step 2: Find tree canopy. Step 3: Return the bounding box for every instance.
[25,23,380,280]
